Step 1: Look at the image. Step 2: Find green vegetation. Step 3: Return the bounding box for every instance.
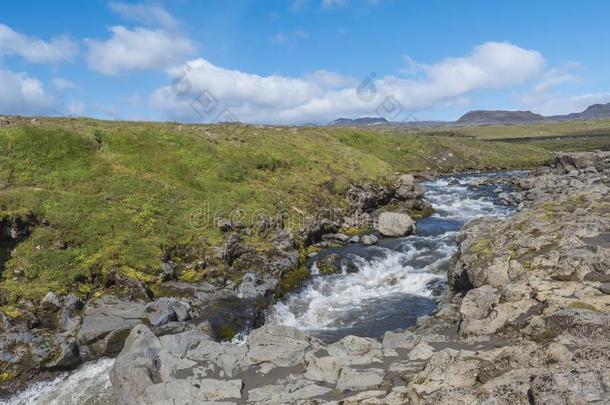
[0,116,603,303]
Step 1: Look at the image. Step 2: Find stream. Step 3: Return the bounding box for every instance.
[2,171,519,405]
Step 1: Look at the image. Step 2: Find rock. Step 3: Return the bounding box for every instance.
[408,342,434,360]
[348,235,360,243]
[247,377,331,403]
[41,292,61,311]
[161,261,177,281]
[247,325,312,367]
[377,212,415,237]
[46,340,80,369]
[110,325,163,404]
[186,338,248,377]
[600,282,610,294]
[336,367,385,392]
[316,254,342,275]
[78,296,146,358]
[327,335,383,365]
[237,272,276,299]
[304,354,344,384]
[382,330,420,350]
[361,234,378,245]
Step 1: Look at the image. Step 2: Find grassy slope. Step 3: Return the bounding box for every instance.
[0,118,558,303]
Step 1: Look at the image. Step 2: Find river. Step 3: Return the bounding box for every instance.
[2,171,518,404]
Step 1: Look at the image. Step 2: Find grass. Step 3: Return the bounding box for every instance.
[0,116,599,303]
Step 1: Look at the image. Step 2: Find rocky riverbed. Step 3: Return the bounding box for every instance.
[108,152,610,404]
[3,152,610,404]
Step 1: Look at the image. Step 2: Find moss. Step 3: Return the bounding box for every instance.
[274,266,311,299]
[179,269,205,283]
[0,371,15,383]
[218,325,237,341]
[570,301,601,312]
[0,305,23,319]
[469,237,494,263]
[316,254,342,275]
[340,226,368,237]
[411,205,435,219]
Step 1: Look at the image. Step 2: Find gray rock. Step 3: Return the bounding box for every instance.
[110,325,163,404]
[348,235,360,243]
[361,234,378,245]
[336,367,385,392]
[377,212,415,237]
[408,342,434,360]
[304,354,344,384]
[382,330,420,350]
[247,325,311,367]
[237,272,276,299]
[41,291,61,310]
[247,378,331,403]
[599,282,610,294]
[78,296,146,357]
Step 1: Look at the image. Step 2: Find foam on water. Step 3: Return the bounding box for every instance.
[1,358,114,405]
[266,172,517,339]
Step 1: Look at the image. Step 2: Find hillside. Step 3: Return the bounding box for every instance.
[0,117,555,304]
[457,110,545,125]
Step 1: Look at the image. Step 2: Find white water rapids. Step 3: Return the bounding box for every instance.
[1,172,518,404]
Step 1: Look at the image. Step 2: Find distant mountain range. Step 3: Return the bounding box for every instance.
[327,103,610,127]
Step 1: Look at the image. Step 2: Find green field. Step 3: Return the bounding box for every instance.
[0,117,606,305]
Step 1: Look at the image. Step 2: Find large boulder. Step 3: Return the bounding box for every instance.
[377,212,416,237]
[78,296,146,358]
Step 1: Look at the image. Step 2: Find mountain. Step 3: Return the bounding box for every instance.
[549,103,610,121]
[328,117,388,127]
[457,110,545,125]
[327,103,610,127]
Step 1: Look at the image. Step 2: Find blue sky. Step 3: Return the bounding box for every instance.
[1,0,610,124]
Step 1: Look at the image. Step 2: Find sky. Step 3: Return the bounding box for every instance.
[1,0,610,124]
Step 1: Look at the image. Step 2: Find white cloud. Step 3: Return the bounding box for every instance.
[530,93,610,116]
[151,42,546,124]
[66,99,85,116]
[108,2,178,29]
[0,24,77,64]
[0,68,56,115]
[86,26,197,75]
[51,78,78,91]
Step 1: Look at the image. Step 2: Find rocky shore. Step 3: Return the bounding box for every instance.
[107,152,610,404]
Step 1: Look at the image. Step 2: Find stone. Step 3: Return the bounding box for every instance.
[382,330,420,350]
[78,296,146,357]
[304,354,344,384]
[408,342,434,360]
[348,236,360,243]
[110,325,163,404]
[186,339,249,377]
[237,272,276,299]
[599,282,610,294]
[361,234,378,245]
[247,325,311,367]
[41,291,61,311]
[247,378,331,403]
[327,335,383,365]
[335,367,385,392]
[377,212,415,237]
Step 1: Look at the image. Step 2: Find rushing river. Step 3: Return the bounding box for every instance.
[2,172,518,404]
[266,172,517,341]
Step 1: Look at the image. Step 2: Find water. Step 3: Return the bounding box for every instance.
[266,172,517,341]
[2,171,519,403]
[0,358,114,405]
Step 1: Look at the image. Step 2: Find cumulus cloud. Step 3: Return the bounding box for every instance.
[151,41,546,124]
[86,26,197,75]
[108,2,179,29]
[0,69,56,115]
[0,24,78,64]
